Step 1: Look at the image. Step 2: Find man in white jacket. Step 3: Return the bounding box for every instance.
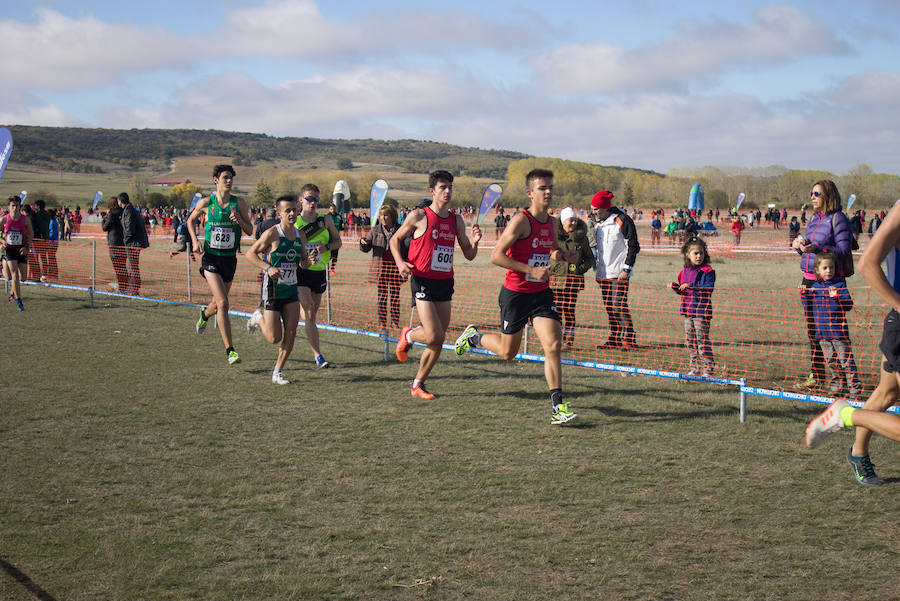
[591,190,641,349]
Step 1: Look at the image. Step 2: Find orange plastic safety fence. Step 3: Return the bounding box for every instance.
[12,227,886,400]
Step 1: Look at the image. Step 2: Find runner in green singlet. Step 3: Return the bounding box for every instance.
[294,184,342,368]
[187,164,254,365]
[245,195,311,385]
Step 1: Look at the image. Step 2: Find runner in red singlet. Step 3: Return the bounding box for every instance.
[2,196,32,311]
[389,170,482,400]
[454,169,579,425]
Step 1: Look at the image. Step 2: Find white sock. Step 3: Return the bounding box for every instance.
[273,366,282,377]
[413,379,422,389]
[406,326,420,344]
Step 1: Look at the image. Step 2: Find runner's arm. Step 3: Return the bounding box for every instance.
[187,199,209,254]
[456,214,480,260]
[245,228,281,278]
[858,200,900,314]
[389,210,422,277]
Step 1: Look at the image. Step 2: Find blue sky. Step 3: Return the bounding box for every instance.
[2,0,899,175]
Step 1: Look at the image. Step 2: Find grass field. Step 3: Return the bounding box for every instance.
[2,286,899,601]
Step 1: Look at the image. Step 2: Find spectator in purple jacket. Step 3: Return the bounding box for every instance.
[791,180,853,390]
[671,237,716,376]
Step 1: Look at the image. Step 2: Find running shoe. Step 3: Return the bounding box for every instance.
[16,299,24,312]
[247,309,263,334]
[396,327,413,362]
[794,372,818,390]
[315,354,329,368]
[551,403,578,425]
[454,324,479,355]
[227,350,241,365]
[411,383,435,400]
[847,447,885,486]
[8,294,13,302]
[272,372,291,385]
[805,398,850,449]
[196,313,208,334]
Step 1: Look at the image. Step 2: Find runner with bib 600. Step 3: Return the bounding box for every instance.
[390,170,482,400]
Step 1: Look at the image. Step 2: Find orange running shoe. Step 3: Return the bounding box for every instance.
[411,383,435,400]
[396,327,413,362]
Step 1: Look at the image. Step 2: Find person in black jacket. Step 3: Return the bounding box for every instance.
[118,192,149,295]
[101,196,128,291]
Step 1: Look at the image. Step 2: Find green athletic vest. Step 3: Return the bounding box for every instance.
[267,225,305,299]
[295,213,331,272]
[203,194,241,256]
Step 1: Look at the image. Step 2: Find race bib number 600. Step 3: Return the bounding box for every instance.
[526,253,550,282]
[430,244,454,272]
[210,226,235,250]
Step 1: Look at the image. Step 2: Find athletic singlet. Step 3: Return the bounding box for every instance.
[295,213,331,272]
[504,210,555,293]
[203,194,241,256]
[264,224,305,300]
[887,200,900,295]
[408,207,457,280]
[4,213,27,251]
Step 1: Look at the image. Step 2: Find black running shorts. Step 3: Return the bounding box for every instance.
[498,286,560,335]
[880,309,900,373]
[199,253,238,283]
[298,268,328,295]
[410,275,454,303]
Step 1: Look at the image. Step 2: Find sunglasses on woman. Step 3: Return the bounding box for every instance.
[809,191,822,198]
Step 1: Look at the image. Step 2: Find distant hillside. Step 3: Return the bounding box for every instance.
[3,125,529,180]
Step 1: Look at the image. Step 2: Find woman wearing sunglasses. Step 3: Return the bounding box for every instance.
[792,179,854,390]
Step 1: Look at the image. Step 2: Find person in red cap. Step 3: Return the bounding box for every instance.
[590,189,640,349]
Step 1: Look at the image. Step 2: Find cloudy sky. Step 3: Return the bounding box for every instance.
[2,0,899,175]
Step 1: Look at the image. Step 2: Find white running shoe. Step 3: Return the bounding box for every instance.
[247,308,263,334]
[272,372,290,385]
[805,399,850,449]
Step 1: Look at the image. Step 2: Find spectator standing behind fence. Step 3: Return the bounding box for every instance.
[671,237,715,376]
[789,216,801,243]
[46,208,59,281]
[119,192,150,296]
[359,204,402,329]
[791,180,853,391]
[550,207,594,348]
[650,211,662,245]
[730,216,744,245]
[101,196,128,292]
[590,190,640,349]
[802,252,862,400]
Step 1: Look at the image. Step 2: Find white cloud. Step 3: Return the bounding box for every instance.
[530,5,852,93]
[101,66,499,137]
[0,8,196,90]
[221,0,531,57]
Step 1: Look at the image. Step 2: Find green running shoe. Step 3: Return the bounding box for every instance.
[228,350,241,365]
[455,324,479,355]
[551,403,578,425]
[847,447,885,486]
[196,314,208,334]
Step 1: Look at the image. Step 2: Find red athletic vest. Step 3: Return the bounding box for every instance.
[4,214,27,251]
[504,210,554,293]
[409,207,457,280]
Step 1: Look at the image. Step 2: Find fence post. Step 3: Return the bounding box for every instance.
[90,240,96,308]
[739,378,747,423]
[523,323,529,354]
[384,327,390,362]
[325,268,332,324]
[186,248,192,303]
